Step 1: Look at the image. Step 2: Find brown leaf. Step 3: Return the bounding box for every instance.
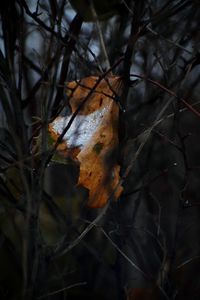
[49,75,123,208]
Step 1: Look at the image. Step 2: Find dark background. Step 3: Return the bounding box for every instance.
[0,1,200,299]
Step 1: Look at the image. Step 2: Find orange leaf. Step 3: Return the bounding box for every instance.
[49,76,123,208]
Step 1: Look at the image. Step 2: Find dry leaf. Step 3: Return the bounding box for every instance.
[49,75,123,208]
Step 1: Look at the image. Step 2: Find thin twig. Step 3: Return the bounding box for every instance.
[89,0,111,70]
[146,26,192,54]
[122,96,174,179]
[99,226,148,278]
[37,281,87,299]
[176,255,200,270]
[53,198,110,256]
[130,74,200,118]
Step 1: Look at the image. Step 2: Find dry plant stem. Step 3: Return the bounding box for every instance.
[54,199,110,256]
[0,73,31,295]
[123,96,174,179]
[89,0,111,71]
[146,26,192,54]
[19,0,62,39]
[52,13,83,116]
[99,227,148,278]
[130,74,200,118]
[121,0,134,15]
[19,158,32,295]
[127,103,200,149]
[152,101,200,127]
[37,281,87,299]
[176,255,200,270]
[120,9,146,148]
[99,226,170,300]
[17,4,23,98]
[20,0,85,62]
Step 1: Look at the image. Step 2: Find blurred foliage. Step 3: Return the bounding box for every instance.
[0,0,200,300]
